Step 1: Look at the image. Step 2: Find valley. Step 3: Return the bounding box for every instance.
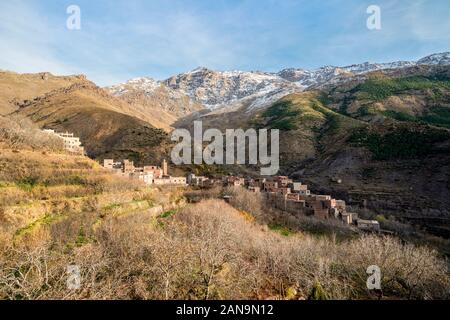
[1,52,450,299]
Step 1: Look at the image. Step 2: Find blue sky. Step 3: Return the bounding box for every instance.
[0,0,449,86]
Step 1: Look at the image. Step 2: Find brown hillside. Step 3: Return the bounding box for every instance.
[13,82,172,165]
[0,71,86,115]
[114,86,204,131]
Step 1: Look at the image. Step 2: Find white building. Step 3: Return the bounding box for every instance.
[43,129,84,155]
[357,219,380,232]
[154,177,187,186]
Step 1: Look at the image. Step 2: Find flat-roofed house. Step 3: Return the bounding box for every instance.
[286,193,301,201]
[144,165,164,179]
[357,219,380,232]
[103,159,114,170]
[153,177,187,185]
[43,129,85,155]
[275,176,293,187]
[123,160,135,173]
[263,181,278,192]
[341,212,354,225]
[315,195,332,201]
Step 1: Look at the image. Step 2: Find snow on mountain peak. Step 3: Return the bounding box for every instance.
[107,76,160,96]
[417,52,450,66]
[107,52,450,111]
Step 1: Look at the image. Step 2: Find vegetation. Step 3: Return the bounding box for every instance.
[268,223,295,237]
[349,125,450,160]
[0,133,449,300]
[0,115,64,151]
[308,281,329,300]
[353,75,450,102]
[258,95,327,131]
[420,107,450,128]
[1,196,448,300]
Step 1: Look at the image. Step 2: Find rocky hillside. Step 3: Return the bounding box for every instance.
[164,68,302,110]
[0,73,173,165]
[106,77,204,130]
[0,71,87,115]
[176,65,450,242]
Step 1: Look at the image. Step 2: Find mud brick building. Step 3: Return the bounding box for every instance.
[103,159,186,186]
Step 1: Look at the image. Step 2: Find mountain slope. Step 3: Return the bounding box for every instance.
[107,77,204,130]
[176,65,450,240]
[273,70,450,238]
[323,65,450,128]
[0,71,87,115]
[13,79,172,165]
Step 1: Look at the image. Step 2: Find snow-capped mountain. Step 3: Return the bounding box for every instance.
[163,67,301,110]
[340,61,417,74]
[106,76,203,130]
[277,66,353,87]
[417,52,450,66]
[107,52,450,112]
[108,77,160,96]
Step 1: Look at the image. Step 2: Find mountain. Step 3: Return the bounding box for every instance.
[174,64,450,241]
[109,52,450,113]
[417,52,450,66]
[163,67,302,110]
[3,73,172,165]
[106,77,204,130]
[0,71,87,115]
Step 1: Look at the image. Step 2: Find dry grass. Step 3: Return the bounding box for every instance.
[0,142,448,300]
[1,198,448,300]
[0,115,63,151]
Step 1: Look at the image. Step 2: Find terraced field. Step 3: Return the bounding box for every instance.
[0,149,186,242]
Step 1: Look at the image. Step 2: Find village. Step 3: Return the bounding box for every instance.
[102,158,380,232]
[43,129,380,233]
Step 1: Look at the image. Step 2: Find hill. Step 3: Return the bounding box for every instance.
[1,74,173,165]
[106,77,204,131]
[0,71,86,115]
[175,66,450,241]
[1,80,449,300]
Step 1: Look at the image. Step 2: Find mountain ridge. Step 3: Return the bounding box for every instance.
[107,52,450,112]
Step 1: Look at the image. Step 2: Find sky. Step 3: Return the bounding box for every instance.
[0,0,449,86]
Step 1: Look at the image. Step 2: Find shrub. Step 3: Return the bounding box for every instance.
[1,199,449,300]
[308,281,328,300]
[0,115,64,151]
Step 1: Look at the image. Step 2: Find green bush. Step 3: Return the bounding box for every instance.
[17,176,40,191]
[308,281,328,300]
